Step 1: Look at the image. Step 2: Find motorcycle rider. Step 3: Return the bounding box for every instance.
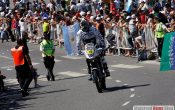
[76,20,110,80]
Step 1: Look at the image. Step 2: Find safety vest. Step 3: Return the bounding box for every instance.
[43,22,49,33]
[11,46,25,66]
[40,40,54,57]
[155,22,165,38]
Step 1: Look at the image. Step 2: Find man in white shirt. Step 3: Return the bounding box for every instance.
[20,0,28,4]
[19,18,27,39]
[47,0,55,11]
[138,0,148,11]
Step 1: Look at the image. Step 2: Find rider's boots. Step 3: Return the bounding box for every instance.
[103,63,110,77]
[88,68,93,80]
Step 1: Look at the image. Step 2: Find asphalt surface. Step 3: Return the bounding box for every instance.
[0,41,175,110]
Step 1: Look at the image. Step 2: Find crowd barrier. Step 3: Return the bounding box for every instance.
[106,24,158,58]
[24,22,158,58]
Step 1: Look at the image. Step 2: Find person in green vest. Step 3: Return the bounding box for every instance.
[154,16,170,61]
[42,17,50,38]
[40,32,55,81]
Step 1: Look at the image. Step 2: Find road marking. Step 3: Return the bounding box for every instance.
[61,56,84,59]
[0,62,39,69]
[115,80,122,83]
[7,68,13,71]
[1,66,14,69]
[82,69,87,71]
[106,77,112,80]
[38,75,63,81]
[130,88,135,92]
[32,62,40,65]
[58,71,88,77]
[123,84,129,86]
[82,69,115,72]
[38,75,46,79]
[0,55,13,60]
[111,64,143,69]
[140,60,160,65]
[40,59,62,62]
[130,94,135,98]
[4,79,18,85]
[109,69,115,72]
[55,59,62,62]
[37,75,47,81]
[122,101,131,106]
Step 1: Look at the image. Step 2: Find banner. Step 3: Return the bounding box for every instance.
[125,0,132,12]
[62,25,73,56]
[144,25,156,50]
[160,32,175,71]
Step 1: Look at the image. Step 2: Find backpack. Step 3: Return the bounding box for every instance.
[138,49,147,62]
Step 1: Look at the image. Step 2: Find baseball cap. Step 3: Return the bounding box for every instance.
[43,17,48,20]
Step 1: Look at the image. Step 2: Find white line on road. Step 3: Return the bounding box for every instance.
[4,79,18,85]
[38,75,46,79]
[40,59,62,62]
[115,80,122,83]
[0,55,13,60]
[111,64,143,69]
[130,88,135,92]
[7,68,13,71]
[38,75,62,81]
[32,62,40,65]
[122,101,131,106]
[1,62,39,69]
[54,59,62,62]
[106,77,112,80]
[109,69,115,72]
[123,84,129,86]
[1,66,14,69]
[130,94,135,98]
[61,56,84,59]
[58,71,88,77]
[141,60,160,65]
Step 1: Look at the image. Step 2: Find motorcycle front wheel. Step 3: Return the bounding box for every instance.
[92,69,103,93]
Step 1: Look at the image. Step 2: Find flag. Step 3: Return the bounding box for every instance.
[125,0,132,12]
[62,25,73,56]
[160,32,175,71]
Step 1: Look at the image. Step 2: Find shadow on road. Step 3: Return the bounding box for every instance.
[0,83,69,110]
[105,84,151,92]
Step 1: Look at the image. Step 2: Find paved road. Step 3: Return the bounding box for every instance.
[0,42,175,110]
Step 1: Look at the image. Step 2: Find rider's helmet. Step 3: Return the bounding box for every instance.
[80,20,90,32]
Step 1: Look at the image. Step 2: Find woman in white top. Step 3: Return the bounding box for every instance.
[19,18,27,39]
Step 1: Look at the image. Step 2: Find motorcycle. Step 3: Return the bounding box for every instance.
[83,43,106,93]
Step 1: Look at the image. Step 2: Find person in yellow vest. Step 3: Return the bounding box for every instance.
[11,39,33,97]
[154,17,170,61]
[42,17,50,37]
[40,32,55,81]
